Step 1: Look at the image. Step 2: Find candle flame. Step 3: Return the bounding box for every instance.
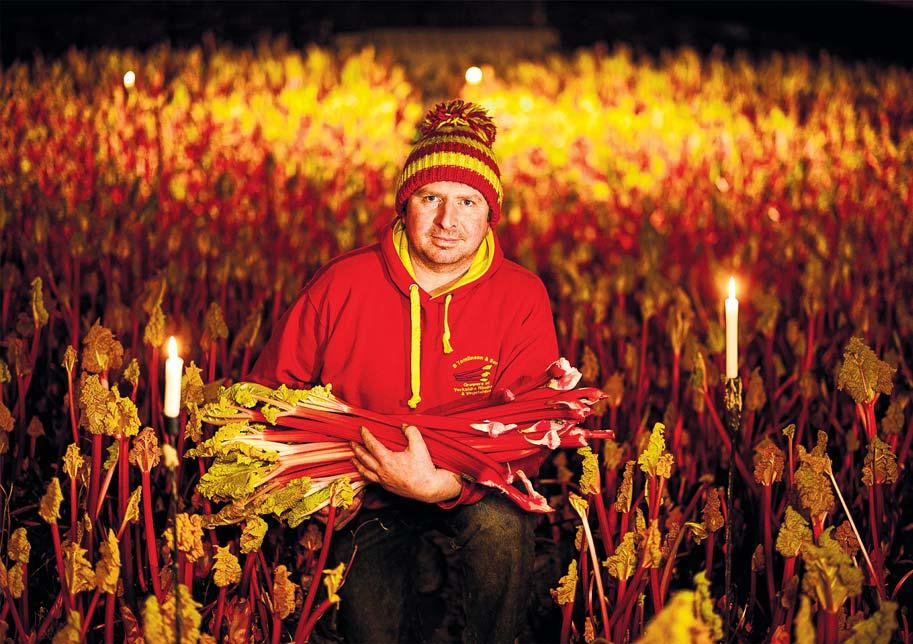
[168,336,178,359]
[728,276,736,299]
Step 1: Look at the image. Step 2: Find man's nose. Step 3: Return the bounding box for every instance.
[436,199,458,229]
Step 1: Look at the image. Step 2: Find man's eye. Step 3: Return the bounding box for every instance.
[424,195,438,202]
[461,199,475,207]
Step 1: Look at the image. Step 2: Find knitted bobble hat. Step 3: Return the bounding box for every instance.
[395,99,503,223]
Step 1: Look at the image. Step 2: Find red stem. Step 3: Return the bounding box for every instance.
[762,485,776,612]
[141,469,164,601]
[51,523,75,612]
[294,503,337,643]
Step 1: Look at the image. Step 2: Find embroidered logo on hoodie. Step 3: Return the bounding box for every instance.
[452,355,498,397]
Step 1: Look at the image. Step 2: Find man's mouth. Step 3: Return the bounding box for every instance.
[431,235,460,244]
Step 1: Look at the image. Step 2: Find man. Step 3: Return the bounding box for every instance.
[249,99,559,643]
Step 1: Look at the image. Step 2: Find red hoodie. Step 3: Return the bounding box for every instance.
[248,220,559,506]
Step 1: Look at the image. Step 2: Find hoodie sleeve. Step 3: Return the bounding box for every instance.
[247,289,324,389]
[437,275,559,510]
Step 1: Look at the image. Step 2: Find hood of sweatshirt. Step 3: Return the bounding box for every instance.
[379,218,505,408]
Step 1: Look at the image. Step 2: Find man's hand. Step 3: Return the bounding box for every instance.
[351,425,462,503]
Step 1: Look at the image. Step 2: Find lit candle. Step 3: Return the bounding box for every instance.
[725,276,738,379]
[163,336,183,418]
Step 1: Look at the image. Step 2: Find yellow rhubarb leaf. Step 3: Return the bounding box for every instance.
[63,443,84,479]
[62,540,95,595]
[240,516,268,554]
[577,446,600,495]
[800,528,863,612]
[701,488,723,534]
[614,460,634,513]
[604,531,637,580]
[550,559,578,606]
[323,562,345,604]
[213,545,242,587]
[640,572,721,643]
[753,437,785,486]
[52,610,81,644]
[96,529,120,594]
[271,564,297,619]
[8,527,30,564]
[861,436,898,486]
[776,506,813,558]
[845,600,898,644]
[176,513,205,562]
[8,562,24,598]
[30,276,49,329]
[81,320,124,374]
[123,358,140,389]
[202,302,229,350]
[129,426,161,472]
[62,345,77,375]
[638,422,674,479]
[836,337,895,404]
[39,477,63,524]
[124,486,142,526]
[182,361,205,407]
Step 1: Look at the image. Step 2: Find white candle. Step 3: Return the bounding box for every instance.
[163,336,183,418]
[725,276,738,379]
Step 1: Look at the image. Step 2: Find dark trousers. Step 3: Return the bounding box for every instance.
[330,493,536,644]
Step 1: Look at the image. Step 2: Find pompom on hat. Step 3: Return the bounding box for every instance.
[395,99,504,223]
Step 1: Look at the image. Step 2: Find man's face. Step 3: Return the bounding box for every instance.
[403,181,490,274]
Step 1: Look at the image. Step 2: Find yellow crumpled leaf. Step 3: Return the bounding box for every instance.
[8,562,25,598]
[271,564,297,619]
[776,506,813,558]
[39,477,63,525]
[81,320,124,374]
[63,443,84,479]
[550,559,578,605]
[176,513,205,562]
[753,437,785,486]
[8,527,30,565]
[241,516,268,554]
[604,531,637,580]
[123,486,142,526]
[123,358,140,389]
[615,461,635,513]
[182,361,205,408]
[213,545,241,587]
[577,446,600,495]
[639,572,722,643]
[202,302,229,350]
[143,584,203,644]
[62,540,95,595]
[129,426,161,472]
[143,300,166,348]
[861,436,898,486]
[0,401,14,433]
[31,276,49,329]
[638,422,674,479]
[52,610,81,644]
[701,488,723,534]
[62,345,78,375]
[96,529,120,594]
[323,562,345,604]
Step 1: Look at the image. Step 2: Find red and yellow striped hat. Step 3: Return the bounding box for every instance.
[395,99,503,223]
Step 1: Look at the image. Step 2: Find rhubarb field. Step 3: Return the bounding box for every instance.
[0,41,911,642]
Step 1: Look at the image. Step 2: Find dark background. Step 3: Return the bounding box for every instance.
[3,1,913,67]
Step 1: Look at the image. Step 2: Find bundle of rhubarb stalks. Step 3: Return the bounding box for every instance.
[192,359,613,527]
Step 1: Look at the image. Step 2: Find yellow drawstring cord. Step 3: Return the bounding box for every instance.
[408,284,422,409]
[442,293,454,354]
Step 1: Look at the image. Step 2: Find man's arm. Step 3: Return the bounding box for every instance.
[440,276,561,509]
[247,290,323,388]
